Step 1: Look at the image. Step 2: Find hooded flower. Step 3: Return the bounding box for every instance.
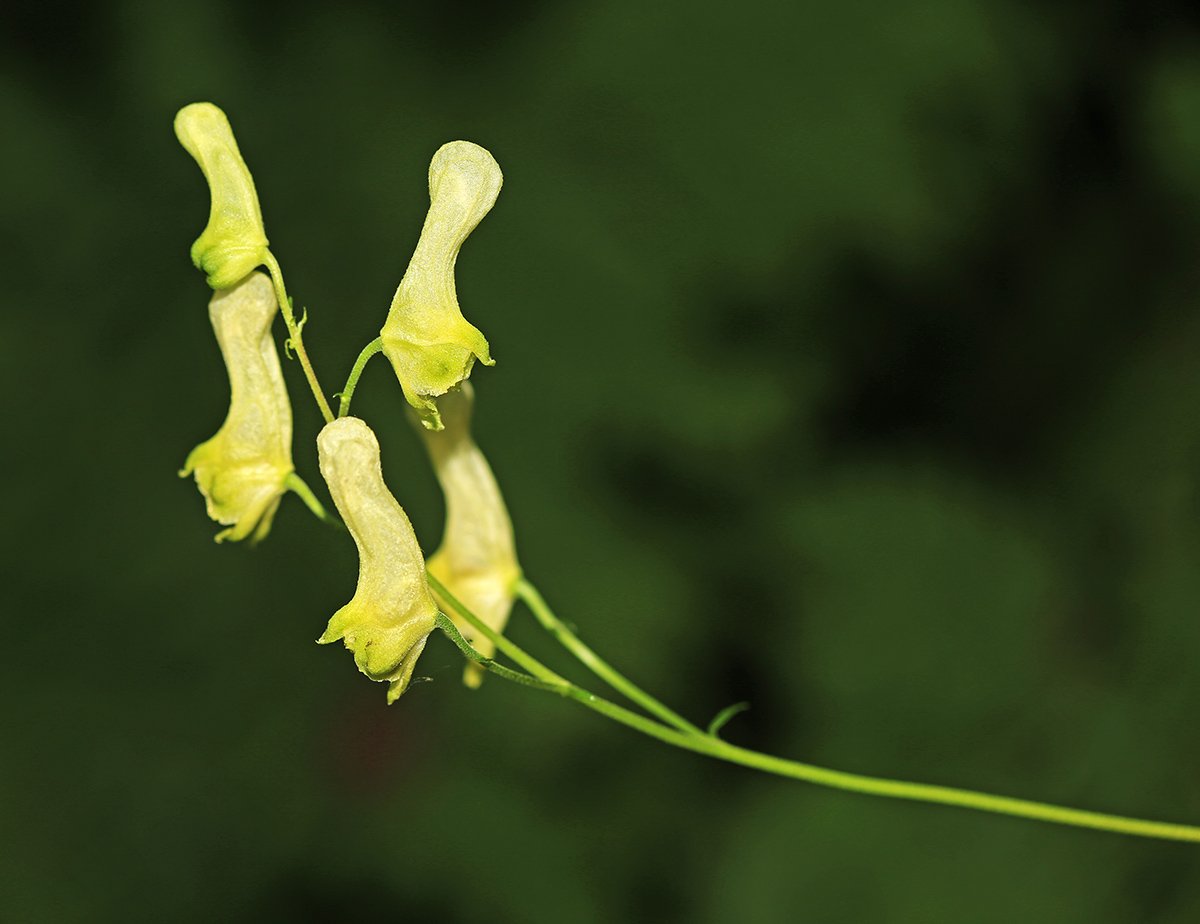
[417,383,520,688]
[181,271,294,543]
[317,416,439,703]
[175,102,269,289]
[380,141,502,430]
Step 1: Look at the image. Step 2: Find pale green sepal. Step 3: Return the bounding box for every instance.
[381,141,502,429]
[180,272,294,543]
[174,102,269,289]
[316,416,439,701]
[415,383,520,687]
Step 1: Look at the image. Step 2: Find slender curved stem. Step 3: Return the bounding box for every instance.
[432,601,694,736]
[513,577,703,735]
[434,612,565,693]
[263,250,334,424]
[427,571,569,687]
[577,695,1200,842]
[338,337,384,418]
[444,579,1200,843]
[283,472,341,529]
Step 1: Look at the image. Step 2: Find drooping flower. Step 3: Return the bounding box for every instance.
[174,102,269,289]
[380,141,502,430]
[416,383,520,688]
[317,416,439,703]
[181,271,294,543]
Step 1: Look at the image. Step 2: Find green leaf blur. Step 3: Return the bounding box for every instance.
[4,0,1200,921]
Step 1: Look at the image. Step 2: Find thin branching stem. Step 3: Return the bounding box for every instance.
[263,250,334,424]
[427,571,568,687]
[513,577,703,735]
[282,472,341,529]
[442,576,1200,844]
[338,337,384,418]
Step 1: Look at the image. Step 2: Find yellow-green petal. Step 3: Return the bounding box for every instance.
[381,141,502,430]
[175,102,269,289]
[181,271,294,543]
[317,416,439,702]
[416,383,520,687]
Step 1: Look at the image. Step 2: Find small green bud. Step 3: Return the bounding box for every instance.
[174,102,269,289]
[416,383,520,688]
[317,416,439,703]
[181,272,294,543]
[381,141,502,430]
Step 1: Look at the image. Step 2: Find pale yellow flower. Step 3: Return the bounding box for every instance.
[381,141,502,430]
[174,102,269,289]
[418,383,520,687]
[316,416,439,702]
[181,271,293,543]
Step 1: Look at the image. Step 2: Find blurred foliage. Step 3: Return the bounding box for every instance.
[6,0,1200,921]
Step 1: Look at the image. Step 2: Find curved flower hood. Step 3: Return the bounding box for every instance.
[317,416,439,702]
[175,102,269,289]
[181,271,293,543]
[381,141,502,430]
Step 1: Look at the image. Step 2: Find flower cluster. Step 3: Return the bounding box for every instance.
[177,103,515,699]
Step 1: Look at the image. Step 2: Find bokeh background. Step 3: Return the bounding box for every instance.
[6,0,1200,920]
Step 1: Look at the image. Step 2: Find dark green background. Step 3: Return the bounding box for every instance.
[6,0,1200,920]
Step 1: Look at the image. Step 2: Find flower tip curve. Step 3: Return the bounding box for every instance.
[181,271,293,543]
[174,102,269,289]
[380,140,502,430]
[316,416,439,702]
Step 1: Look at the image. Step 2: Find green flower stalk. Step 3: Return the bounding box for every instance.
[175,102,269,289]
[381,140,502,430]
[317,416,440,702]
[181,272,294,543]
[416,383,521,688]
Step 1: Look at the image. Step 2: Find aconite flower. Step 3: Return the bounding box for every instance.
[175,102,269,289]
[381,141,502,430]
[417,383,520,688]
[317,416,439,702]
[181,271,294,543]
